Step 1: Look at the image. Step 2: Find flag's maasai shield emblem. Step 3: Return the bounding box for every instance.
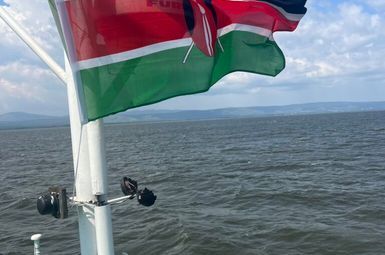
[183,0,218,58]
[50,0,307,121]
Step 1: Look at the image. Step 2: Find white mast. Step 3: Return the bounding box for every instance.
[65,58,115,255]
[0,6,115,255]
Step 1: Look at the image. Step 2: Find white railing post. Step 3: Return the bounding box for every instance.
[31,234,42,255]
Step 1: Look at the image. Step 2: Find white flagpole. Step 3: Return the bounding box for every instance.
[66,56,115,253]
[65,57,98,255]
[1,5,115,255]
[86,118,115,255]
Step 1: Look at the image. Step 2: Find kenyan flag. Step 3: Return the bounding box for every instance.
[50,0,307,121]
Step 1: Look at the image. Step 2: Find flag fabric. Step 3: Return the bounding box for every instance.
[51,0,307,121]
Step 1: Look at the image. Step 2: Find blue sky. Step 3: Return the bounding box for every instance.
[0,0,384,116]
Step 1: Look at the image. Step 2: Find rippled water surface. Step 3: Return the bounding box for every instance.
[1,111,385,254]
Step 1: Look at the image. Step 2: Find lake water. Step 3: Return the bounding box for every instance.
[1,111,385,254]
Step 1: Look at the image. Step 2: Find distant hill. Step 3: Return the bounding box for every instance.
[0,112,68,129]
[107,101,385,122]
[1,101,385,129]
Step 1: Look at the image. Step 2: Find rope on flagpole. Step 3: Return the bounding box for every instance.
[71,123,85,206]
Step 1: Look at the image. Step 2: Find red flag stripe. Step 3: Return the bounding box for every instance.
[212,0,300,32]
[226,0,305,21]
[64,0,301,61]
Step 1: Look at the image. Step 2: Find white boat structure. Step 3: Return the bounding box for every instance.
[0,5,156,255]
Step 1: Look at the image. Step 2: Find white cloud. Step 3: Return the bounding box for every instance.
[1,0,61,51]
[0,1,66,115]
[269,1,385,89]
[0,78,38,99]
[366,0,385,9]
[0,61,67,115]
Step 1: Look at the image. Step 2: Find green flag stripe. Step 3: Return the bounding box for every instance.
[79,30,285,121]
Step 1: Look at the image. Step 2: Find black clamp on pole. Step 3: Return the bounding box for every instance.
[120,177,156,207]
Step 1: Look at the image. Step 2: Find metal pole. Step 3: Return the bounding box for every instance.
[87,119,115,255]
[0,6,66,84]
[66,59,115,254]
[65,57,98,255]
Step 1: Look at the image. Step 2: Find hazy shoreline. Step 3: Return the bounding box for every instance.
[1,101,385,130]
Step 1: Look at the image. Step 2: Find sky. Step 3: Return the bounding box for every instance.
[0,0,384,116]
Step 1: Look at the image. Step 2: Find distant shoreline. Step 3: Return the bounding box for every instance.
[1,101,385,130]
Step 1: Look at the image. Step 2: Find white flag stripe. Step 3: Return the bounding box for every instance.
[218,24,272,38]
[75,24,273,71]
[75,38,192,71]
